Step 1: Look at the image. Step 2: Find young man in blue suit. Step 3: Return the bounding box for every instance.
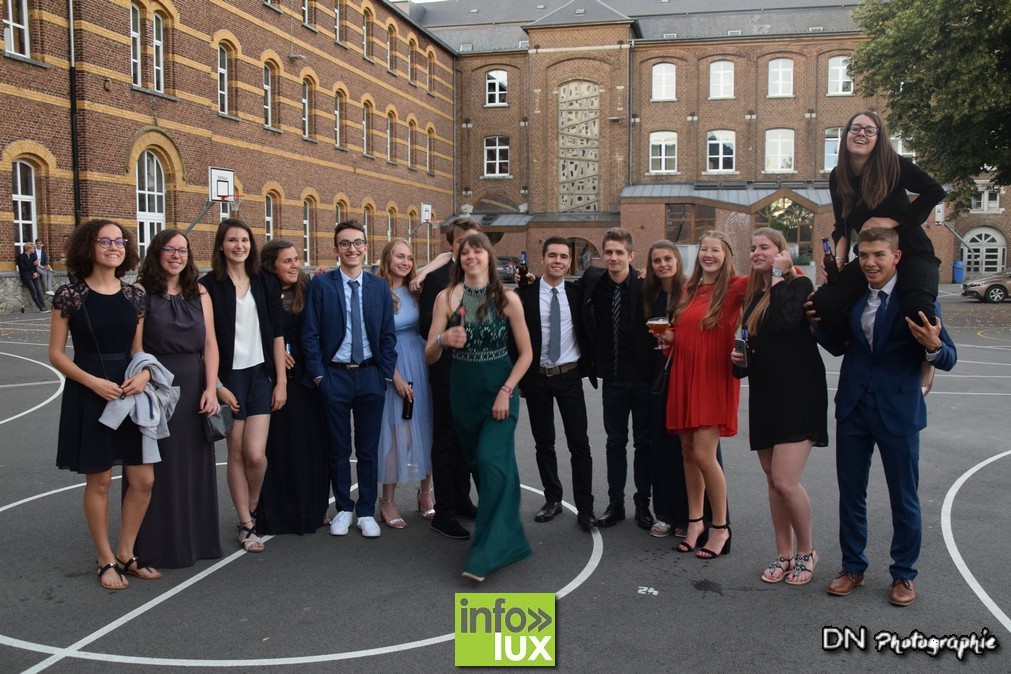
[814,228,956,606]
[302,221,397,538]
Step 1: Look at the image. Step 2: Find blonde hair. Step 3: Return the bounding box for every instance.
[377,238,418,313]
[671,230,737,331]
[741,227,796,336]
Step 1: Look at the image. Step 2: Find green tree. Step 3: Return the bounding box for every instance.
[850,0,1011,213]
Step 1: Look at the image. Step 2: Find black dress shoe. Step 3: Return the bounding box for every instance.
[596,502,625,527]
[534,501,563,523]
[431,517,470,540]
[634,502,655,529]
[576,512,597,531]
[456,503,478,520]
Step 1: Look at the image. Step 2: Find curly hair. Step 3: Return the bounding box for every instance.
[137,229,201,300]
[210,218,259,280]
[260,238,308,314]
[671,230,737,331]
[377,238,419,312]
[450,232,507,320]
[64,219,139,279]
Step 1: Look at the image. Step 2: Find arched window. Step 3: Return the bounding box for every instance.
[152,12,165,92]
[765,129,795,172]
[651,63,676,101]
[335,200,346,227]
[427,53,435,93]
[407,120,416,168]
[136,150,165,258]
[302,79,315,138]
[11,160,36,249]
[768,58,793,97]
[301,0,314,26]
[302,200,313,264]
[334,89,346,147]
[387,26,396,71]
[362,9,372,59]
[387,208,396,241]
[964,227,1007,273]
[362,101,372,155]
[264,193,275,241]
[407,211,417,244]
[130,4,142,86]
[263,62,277,127]
[828,56,853,95]
[217,44,232,115]
[486,70,507,106]
[709,60,734,99]
[706,130,735,172]
[386,112,396,162]
[363,204,373,262]
[426,128,434,173]
[335,0,347,43]
[408,39,417,83]
[649,132,677,173]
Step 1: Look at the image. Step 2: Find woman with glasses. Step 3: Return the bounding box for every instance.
[50,220,160,589]
[256,239,330,535]
[131,229,223,568]
[200,219,286,552]
[811,111,946,353]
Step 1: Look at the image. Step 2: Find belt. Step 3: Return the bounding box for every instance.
[328,357,376,370]
[538,361,579,377]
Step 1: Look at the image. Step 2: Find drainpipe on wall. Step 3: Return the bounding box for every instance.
[67,0,82,228]
[452,61,457,219]
[627,39,635,187]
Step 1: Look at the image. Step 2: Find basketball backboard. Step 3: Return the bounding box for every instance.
[208,167,235,201]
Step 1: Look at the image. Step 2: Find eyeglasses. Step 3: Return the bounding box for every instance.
[161,246,189,257]
[848,124,879,137]
[96,237,127,249]
[337,239,366,250]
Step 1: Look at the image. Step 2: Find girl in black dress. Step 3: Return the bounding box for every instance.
[50,219,161,589]
[732,227,828,585]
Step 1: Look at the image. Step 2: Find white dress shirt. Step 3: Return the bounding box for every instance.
[333,268,374,362]
[538,277,580,367]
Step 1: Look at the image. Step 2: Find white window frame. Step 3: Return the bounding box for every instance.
[706,130,735,173]
[263,64,274,127]
[767,58,793,97]
[407,121,415,168]
[363,206,372,263]
[971,186,1003,213]
[426,129,433,173]
[362,9,372,58]
[303,200,312,264]
[301,80,312,138]
[136,150,166,258]
[483,136,510,177]
[891,136,916,161]
[387,209,394,240]
[485,70,507,106]
[334,91,344,146]
[302,0,311,26]
[651,63,676,101]
[387,26,395,71]
[408,40,416,83]
[264,194,274,241]
[11,160,36,249]
[824,127,841,171]
[130,4,142,86]
[335,0,346,43]
[648,131,678,174]
[152,12,164,93]
[828,56,853,95]
[362,102,372,155]
[335,202,343,227]
[709,60,734,99]
[764,129,795,172]
[3,0,30,57]
[386,113,395,161]
[427,56,435,92]
[217,45,230,114]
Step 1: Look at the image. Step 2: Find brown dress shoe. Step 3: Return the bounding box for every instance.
[889,579,916,606]
[827,570,864,596]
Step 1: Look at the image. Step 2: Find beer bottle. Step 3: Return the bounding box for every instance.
[822,237,841,284]
[402,381,414,420]
[517,251,529,287]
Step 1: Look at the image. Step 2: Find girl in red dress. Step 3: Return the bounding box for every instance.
[666,231,748,559]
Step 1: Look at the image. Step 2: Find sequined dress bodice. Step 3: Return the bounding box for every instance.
[452,284,508,363]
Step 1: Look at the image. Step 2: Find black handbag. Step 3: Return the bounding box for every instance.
[651,350,673,397]
[203,405,233,443]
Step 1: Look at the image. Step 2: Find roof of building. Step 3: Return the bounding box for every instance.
[621,180,833,209]
[407,0,861,52]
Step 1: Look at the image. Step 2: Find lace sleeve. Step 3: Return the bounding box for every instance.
[52,282,87,318]
[122,283,147,320]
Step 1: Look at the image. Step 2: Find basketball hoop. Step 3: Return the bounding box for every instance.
[218,194,243,212]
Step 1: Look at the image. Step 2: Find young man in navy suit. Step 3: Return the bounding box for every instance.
[302,221,397,538]
[814,228,956,606]
[512,237,598,531]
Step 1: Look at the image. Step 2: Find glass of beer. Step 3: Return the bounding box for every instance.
[647,316,669,350]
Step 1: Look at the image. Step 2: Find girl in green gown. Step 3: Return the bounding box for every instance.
[424,232,534,581]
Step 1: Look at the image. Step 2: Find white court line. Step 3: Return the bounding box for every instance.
[0,340,53,347]
[942,449,1011,637]
[0,353,64,426]
[0,380,61,389]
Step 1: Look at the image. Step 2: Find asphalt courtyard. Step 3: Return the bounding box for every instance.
[0,284,1008,672]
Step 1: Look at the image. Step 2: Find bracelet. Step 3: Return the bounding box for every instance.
[500,385,513,396]
[436,333,443,348]
[216,380,224,390]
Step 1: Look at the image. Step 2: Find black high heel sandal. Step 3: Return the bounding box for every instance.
[677,517,709,553]
[696,523,732,559]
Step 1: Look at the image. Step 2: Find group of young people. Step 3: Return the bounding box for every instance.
[50,110,955,599]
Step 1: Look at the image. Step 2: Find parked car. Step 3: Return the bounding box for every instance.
[496,256,520,283]
[961,270,1011,303]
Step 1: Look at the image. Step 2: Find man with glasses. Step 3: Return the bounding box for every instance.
[33,239,55,295]
[17,243,48,312]
[302,221,397,539]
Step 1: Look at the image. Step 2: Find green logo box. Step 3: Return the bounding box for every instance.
[455,592,556,667]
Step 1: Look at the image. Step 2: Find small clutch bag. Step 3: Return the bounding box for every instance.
[202,405,234,443]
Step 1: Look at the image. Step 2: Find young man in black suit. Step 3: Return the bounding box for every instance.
[578,228,655,528]
[418,217,481,539]
[513,237,597,531]
[16,243,47,311]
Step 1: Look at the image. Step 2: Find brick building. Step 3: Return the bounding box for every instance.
[1,0,456,298]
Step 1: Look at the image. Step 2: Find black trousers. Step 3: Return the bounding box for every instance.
[430,381,474,521]
[23,276,46,310]
[523,368,594,515]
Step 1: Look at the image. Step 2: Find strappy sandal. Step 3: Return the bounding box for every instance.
[785,550,818,586]
[696,523,732,559]
[116,555,162,580]
[417,488,436,520]
[237,522,265,552]
[97,561,128,590]
[761,556,793,584]
[677,517,709,553]
[379,497,407,529]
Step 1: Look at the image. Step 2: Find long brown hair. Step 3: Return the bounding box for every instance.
[260,238,308,314]
[671,230,737,331]
[642,240,684,319]
[137,228,201,300]
[377,237,419,313]
[741,227,796,336]
[65,219,139,280]
[450,232,507,320]
[835,110,900,218]
[210,218,260,280]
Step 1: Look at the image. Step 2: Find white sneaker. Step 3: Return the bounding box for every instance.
[357,516,381,538]
[329,511,353,536]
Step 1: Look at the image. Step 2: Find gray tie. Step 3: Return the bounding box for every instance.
[350,279,364,363]
[549,287,561,363]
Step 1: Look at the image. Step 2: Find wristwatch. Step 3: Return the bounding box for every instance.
[771,267,784,277]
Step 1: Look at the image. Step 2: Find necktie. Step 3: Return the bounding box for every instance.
[612,283,621,375]
[872,289,888,351]
[349,279,364,363]
[549,287,561,363]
